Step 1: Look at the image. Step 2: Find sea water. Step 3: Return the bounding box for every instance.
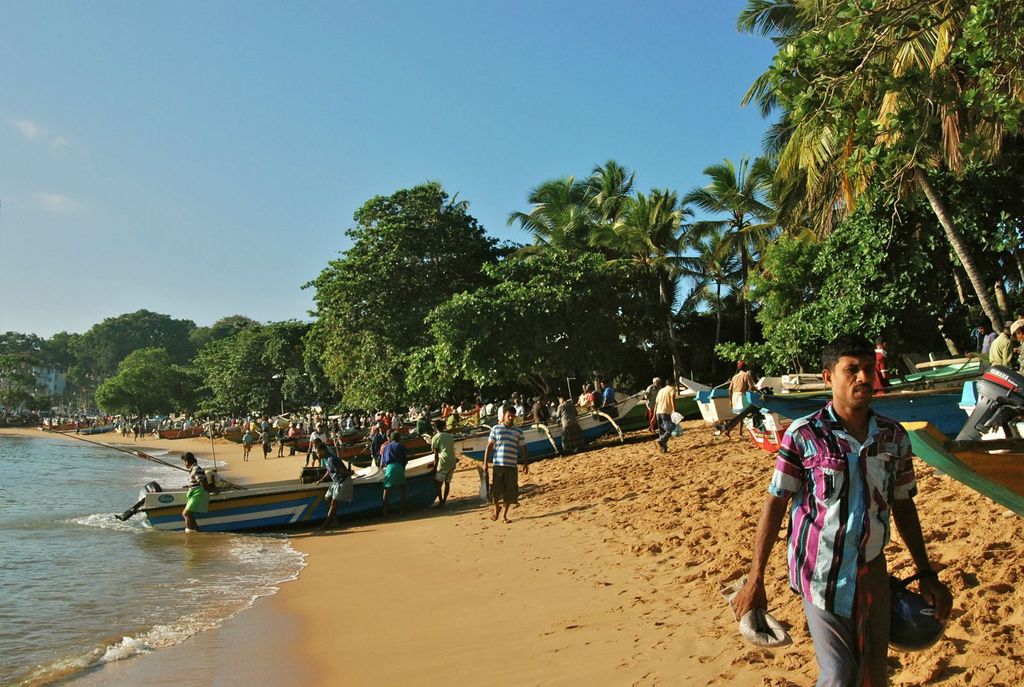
[0,435,305,686]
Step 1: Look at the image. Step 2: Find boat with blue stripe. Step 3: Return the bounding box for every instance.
[137,456,437,532]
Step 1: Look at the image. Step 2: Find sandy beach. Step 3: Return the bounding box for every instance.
[6,423,1022,686]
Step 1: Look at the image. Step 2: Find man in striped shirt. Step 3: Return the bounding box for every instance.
[733,335,952,686]
[483,404,527,524]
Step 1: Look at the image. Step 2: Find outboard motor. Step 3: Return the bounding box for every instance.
[956,366,1024,442]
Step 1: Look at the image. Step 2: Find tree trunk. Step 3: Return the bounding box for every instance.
[712,281,723,378]
[1013,249,1024,285]
[951,268,968,306]
[658,273,683,384]
[994,281,1010,321]
[915,168,1004,331]
[936,316,961,357]
[740,253,751,343]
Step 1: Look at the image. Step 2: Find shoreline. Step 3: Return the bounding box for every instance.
[6,424,1024,685]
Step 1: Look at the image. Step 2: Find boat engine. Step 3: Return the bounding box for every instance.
[956,366,1024,442]
[137,480,162,500]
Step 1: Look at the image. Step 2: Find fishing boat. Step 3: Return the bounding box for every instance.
[616,388,700,432]
[743,411,792,452]
[454,395,642,462]
[132,456,439,532]
[904,422,1024,517]
[744,386,966,436]
[80,424,116,435]
[157,426,206,440]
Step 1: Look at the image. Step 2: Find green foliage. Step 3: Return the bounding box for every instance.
[307,182,501,409]
[733,203,956,373]
[192,321,314,416]
[415,251,635,394]
[188,315,259,351]
[69,310,197,386]
[94,348,184,416]
[0,353,40,410]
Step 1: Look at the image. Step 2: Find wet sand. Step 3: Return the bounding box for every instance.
[7,423,1023,686]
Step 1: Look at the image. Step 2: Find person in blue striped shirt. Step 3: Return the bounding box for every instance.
[483,404,528,523]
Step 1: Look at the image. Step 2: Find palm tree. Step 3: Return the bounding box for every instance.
[507,177,594,251]
[678,230,741,376]
[592,189,692,382]
[586,160,636,226]
[684,157,777,343]
[738,0,1019,330]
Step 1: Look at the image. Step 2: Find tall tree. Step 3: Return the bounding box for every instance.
[592,189,692,382]
[193,321,314,416]
[684,157,777,343]
[69,310,197,387]
[739,0,1024,330]
[507,176,594,252]
[678,230,741,375]
[416,251,635,395]
[94,348,184,418]
[308,183,500,410]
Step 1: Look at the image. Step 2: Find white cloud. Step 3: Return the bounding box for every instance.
[34,192,82,214]
[12,119,46,140]
[11,118,71,150]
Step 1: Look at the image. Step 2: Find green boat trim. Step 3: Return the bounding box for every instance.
[903,421,1024,517]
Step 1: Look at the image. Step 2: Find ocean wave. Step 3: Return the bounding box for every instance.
[69,512,145,533]
[7,535,306,687]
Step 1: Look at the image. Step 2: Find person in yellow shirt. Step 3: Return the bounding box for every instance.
[654,381,678,454]
[989,326,1014,367]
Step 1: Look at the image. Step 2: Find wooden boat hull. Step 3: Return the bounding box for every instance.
[903,422,1024,517]
[139,457,438,532]
[158,427,206,440]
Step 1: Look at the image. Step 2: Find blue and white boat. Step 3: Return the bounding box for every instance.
[454,395,642,462]
[135,456,438,532]
[744,386,966,437]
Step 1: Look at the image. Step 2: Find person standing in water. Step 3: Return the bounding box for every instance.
[181,452,217,532]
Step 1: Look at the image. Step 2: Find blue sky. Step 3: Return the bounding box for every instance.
[1,0,776,337]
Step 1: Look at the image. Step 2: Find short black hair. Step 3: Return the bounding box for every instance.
[434,419,445,431]
[501,404,517,417]
[821,335,875,371]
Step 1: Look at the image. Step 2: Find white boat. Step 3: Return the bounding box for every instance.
[454,394,642,461]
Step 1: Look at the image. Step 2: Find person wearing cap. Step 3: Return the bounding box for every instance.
[729,361,757,412]
[181,452,217,533]
[989,324,1014,367]
[732,335,952,686]
[1010,319,1024,372]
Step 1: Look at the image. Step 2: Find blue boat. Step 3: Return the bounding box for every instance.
[745,387,966,437]
[137,456,438,532]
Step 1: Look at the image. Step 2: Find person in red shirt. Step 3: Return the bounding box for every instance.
[873,338,891,391]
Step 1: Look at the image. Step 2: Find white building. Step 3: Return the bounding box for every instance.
[31,366,67,397]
